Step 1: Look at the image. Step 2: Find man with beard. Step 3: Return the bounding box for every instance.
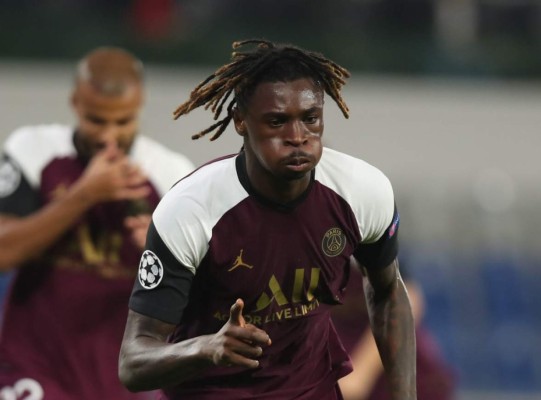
[0,47,194,399]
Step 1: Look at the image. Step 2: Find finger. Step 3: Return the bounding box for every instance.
[122,162,142,175]
[98,140,121,161]
[104,138,121,154]
[114,186,152,201]
[243,325,272,347]
[124,215,151,231]
[124,216,138,228]
[225,351,261,369]
[124,215,146,228]
[125,173,149,188]
[218,339,261,369]
[89,146,113,164]
[229,299,246,327]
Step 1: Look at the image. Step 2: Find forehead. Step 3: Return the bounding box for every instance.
[247,78,323,114]
[75,82,143,116]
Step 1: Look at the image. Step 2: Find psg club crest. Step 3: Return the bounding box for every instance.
[138,250,164,290]
[322,227,346,257]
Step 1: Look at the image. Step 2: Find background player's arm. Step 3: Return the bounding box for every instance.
[118,299,271,392]
[361,258,417,400]
[339,278,424,400]
[0,145,149,271]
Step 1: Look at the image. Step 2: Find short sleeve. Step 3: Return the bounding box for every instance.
[0,154,40,216]
[353,205,400,270]
[129,221,194,325]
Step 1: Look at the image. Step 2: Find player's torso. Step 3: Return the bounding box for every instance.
[154,147,395,398]
[3,125,164,279]
[41,155,160,279]
[165,154,360,398]
[182,181,360,336]
[0,125,164,399]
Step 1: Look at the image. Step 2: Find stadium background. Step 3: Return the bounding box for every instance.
[0,1,540,399]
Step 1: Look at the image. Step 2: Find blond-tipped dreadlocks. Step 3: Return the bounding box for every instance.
[173,39,351,141]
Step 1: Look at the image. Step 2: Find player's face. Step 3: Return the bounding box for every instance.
[235,78,324,193]
[71,81,143,159]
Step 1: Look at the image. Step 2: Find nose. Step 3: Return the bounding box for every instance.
[100,123,120,139]
[96,125,121,153]
[284,121,308,147]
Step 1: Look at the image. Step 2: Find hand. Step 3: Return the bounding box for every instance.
[74,143,150,206]
[124,214,152,250]
[207,299,271,369]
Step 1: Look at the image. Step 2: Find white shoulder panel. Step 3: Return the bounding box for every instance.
[315,147,395,244]
[152,156,248,274]
[131,136,195,197]
[3,124,76,188]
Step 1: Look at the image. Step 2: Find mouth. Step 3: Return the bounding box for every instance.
[283,153,313,172]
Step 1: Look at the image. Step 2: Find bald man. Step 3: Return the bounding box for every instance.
[0,48,194,399]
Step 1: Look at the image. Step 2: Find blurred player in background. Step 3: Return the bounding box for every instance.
[0,47,194,399]
[333,257,456,400]
[119,39,416,399]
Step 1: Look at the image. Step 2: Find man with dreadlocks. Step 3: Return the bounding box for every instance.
[119,39,416,400]
[0,47,194,399]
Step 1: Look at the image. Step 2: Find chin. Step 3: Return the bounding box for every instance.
[282,169,311,181]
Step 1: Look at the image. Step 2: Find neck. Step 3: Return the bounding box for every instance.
[243,152,312,205]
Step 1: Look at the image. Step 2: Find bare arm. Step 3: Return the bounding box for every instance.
[0,146,150,271]
[118,299,272,392]
[339,278,424,400]
[362,258,416,400]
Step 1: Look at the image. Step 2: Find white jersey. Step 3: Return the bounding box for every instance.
[2,124,194,197]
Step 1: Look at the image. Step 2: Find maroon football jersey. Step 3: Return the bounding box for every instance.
[0,125,194,399]
[130,148,400,399]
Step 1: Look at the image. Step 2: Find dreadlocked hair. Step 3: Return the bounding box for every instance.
[173,39,351,141]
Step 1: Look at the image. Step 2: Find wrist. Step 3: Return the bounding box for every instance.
[66,179,98,210]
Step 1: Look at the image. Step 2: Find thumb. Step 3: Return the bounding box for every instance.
[229,298,246,327]
[99,139,120,161]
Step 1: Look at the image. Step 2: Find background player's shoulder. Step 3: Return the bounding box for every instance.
[4,124,74,155]
[131,135,196,196]
[3,124,75,188]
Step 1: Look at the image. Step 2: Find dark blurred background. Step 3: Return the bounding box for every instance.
[1,0,541,78]
[1,1,540,399]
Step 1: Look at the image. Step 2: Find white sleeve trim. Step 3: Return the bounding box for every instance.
[316,147,395,244]
[152,157,248,274]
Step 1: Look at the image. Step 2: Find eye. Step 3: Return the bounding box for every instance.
[304,115,319,124]
[86,115,106,125]
[116,117,133,126]
[268,117,285,127]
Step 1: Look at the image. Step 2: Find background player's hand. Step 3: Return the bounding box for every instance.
[124,214,151,250]
[206,299,271,369]
[74,142,150,205]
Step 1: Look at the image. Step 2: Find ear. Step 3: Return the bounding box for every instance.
[232,107,247,137]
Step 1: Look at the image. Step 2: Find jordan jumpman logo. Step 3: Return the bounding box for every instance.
[228,249,253,272]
